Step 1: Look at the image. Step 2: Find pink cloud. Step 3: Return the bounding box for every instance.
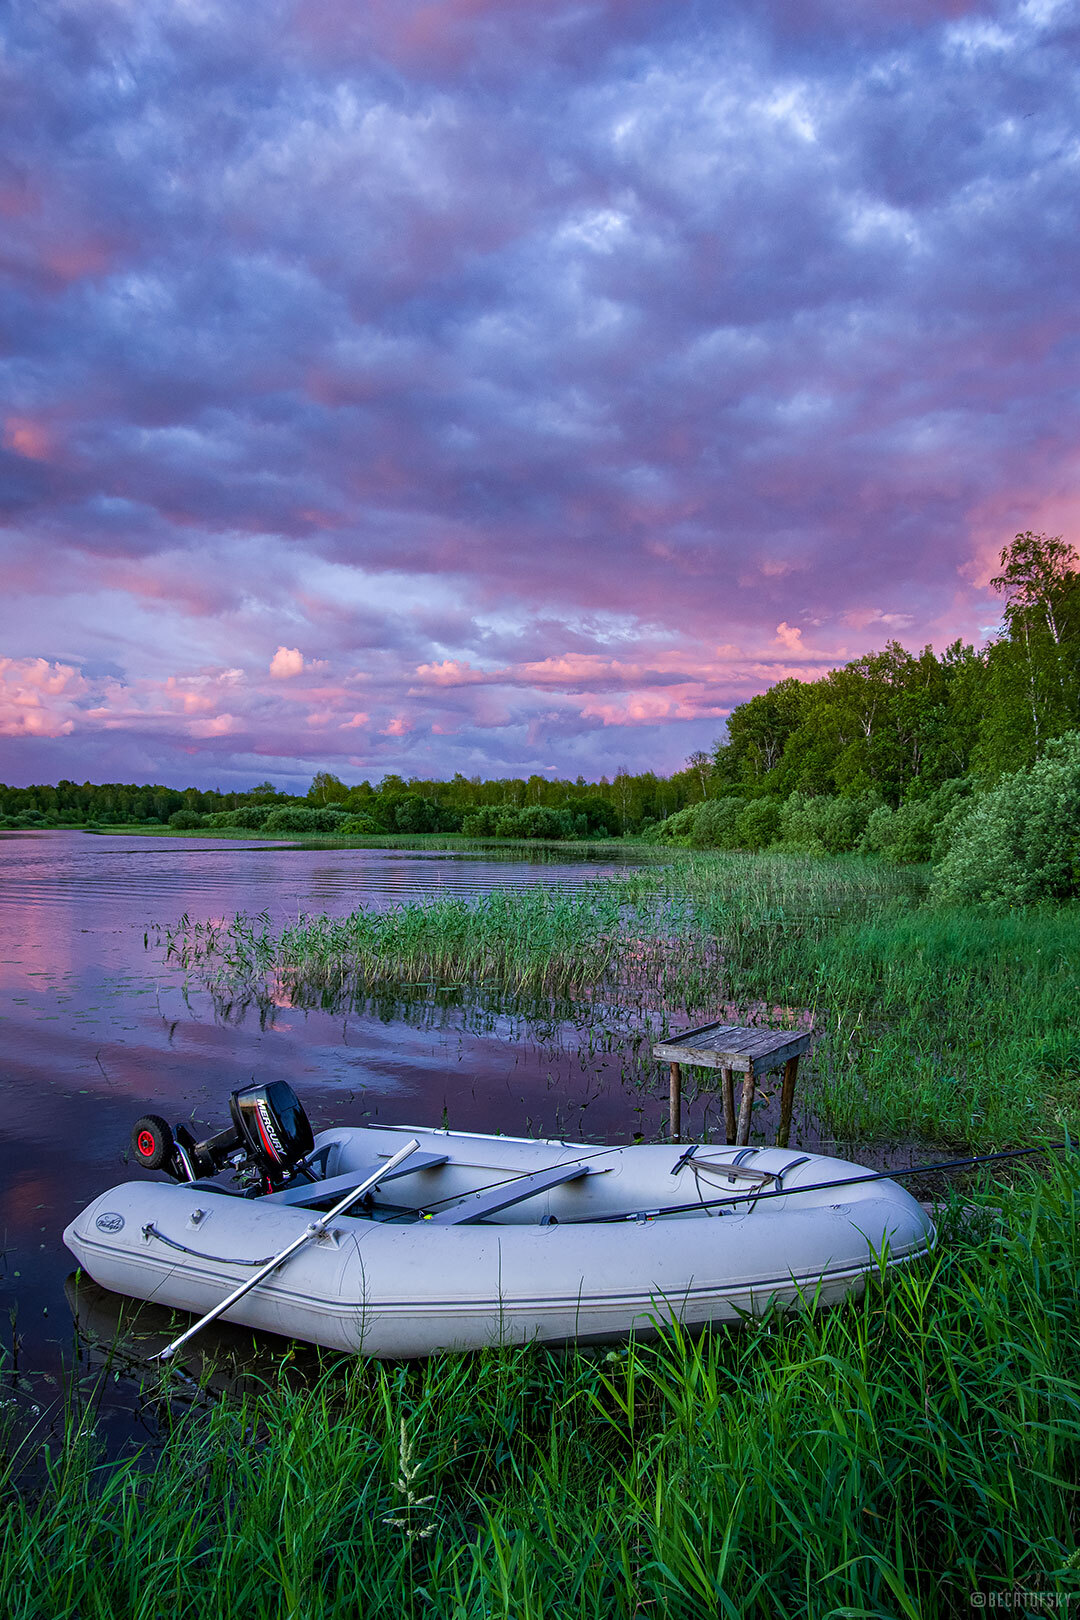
[188,713,236,738]
[270,646,305,679]
[0,657,86,738]
[841,608,915,632]
[3,417,52,461]
[413,659,490,686]
[581,685,732,727]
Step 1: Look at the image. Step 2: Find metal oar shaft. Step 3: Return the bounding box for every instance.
[155,1138,421,1362]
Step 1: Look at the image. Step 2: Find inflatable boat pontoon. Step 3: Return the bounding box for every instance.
[64,1082,935,1358]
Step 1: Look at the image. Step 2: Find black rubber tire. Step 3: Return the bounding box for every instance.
[131,1114,174,1171]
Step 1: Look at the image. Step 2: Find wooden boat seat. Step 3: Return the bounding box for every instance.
[264,1151,450,1208]
[426,1163,597,1225]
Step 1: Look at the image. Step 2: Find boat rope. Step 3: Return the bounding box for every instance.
[142,1223,278,1267]
[562,1141,1072,1225]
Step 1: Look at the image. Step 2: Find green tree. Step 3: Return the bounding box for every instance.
[307,772,349,806]
[974,531,1080,775]
[715,677,808,792]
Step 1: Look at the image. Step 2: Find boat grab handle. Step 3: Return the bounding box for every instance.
[141,1222,280,1268]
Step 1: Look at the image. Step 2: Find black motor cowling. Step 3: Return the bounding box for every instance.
[130,1081,314,1188]
[229,1082,314,1175]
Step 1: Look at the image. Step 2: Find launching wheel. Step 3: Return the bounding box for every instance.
[131,1115,174,1171]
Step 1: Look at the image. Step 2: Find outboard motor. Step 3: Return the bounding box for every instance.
[130,1081,315,1191]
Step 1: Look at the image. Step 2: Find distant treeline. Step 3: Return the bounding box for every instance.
[2,533,1078,896]
[0,767,699,838]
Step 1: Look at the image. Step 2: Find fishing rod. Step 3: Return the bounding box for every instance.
[562,1141,1071,1225]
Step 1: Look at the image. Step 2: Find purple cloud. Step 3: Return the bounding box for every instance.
[0,0,1077,788]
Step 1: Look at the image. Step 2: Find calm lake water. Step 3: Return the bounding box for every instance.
[0,829,666,1436]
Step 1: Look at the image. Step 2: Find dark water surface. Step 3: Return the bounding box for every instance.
[0,829,665,1440]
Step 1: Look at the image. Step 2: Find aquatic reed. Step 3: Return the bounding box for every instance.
[164,851,1080,1147]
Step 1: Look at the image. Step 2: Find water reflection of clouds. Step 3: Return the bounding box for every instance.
[1,831,663,1403]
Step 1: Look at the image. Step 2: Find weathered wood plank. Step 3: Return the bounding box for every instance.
[652,1022,814,1074]
[722,1068,736,1145]
[669,1061,682,1143]
[777,1055,800,1149]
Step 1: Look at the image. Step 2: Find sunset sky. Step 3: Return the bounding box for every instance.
[1,0,1077,790]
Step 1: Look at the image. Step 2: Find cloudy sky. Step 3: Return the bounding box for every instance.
[1,0,1077,790]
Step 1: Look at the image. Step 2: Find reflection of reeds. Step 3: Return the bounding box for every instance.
[5,1157,1080,1613]
[166,851,1080,1147]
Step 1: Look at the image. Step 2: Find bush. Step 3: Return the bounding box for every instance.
[4,808,48,828]
[644,804,700,844]
[496,806,577,839]
[561,795,619,837]
[647,797,749,848]
[733,797,782,851]
[460,804,581,840]
[693,797,748,848]
[461,806,503,837]
[859,804,895,857]
[391,795,441,835]
[859,780,973,866]
[209,805,272,829]
[518,806,578,839]
[336,813,380,834]
[168,809,206,830]
[262,805,349,834]
[780,792,879,854]
[931,734,1080,906]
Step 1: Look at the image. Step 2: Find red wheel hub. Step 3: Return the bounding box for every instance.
[136,1130,156,1158]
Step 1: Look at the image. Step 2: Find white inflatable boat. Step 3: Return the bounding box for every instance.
[64,1082,934,1359]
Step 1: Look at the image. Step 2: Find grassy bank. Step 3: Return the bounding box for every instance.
[168,850,1080,1148]
[5,1158,1080,1617]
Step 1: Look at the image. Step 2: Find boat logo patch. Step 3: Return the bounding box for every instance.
[95,1211,125,1234]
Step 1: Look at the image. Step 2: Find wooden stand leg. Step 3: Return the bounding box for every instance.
[777,1056,800,1148]
[735,1066,756,1145]
[669,1062,682,1144]
[722,1068,736,1144]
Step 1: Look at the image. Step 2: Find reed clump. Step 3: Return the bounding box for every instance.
[166,873,697,1003]
[166,851,1080,1147]
[4,1155,1080,1616]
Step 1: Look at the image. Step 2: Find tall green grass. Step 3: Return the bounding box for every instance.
[166,851,1080,1147]
[689,866,1080,1146]
[5,1156,1080,1616]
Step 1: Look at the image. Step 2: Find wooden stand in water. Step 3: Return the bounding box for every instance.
[668,1062,682,1142]
[653,1024,816,1146]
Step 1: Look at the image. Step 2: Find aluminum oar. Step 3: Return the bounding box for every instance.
[154,1137,421,1362]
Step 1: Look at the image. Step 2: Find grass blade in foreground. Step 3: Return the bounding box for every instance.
[5,1154,1080,1617]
